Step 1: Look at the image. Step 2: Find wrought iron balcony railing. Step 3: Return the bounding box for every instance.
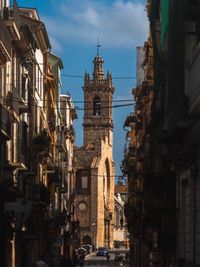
[3,0,21,41]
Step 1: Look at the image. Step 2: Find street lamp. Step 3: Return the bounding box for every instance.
[21,222,27,232]
[107,212,112,249]
[91,222,96,250]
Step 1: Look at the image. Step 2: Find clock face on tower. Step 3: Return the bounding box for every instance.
[78,201,87,211]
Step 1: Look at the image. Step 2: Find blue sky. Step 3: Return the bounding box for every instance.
[17,0,148,178]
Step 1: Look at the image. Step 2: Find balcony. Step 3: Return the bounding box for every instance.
[50,166,62,185]
[136,120,143,130]
[33,131,51,156]
[6,89,20,116]
[0,20,12,64]
[3,161,27,171]
[64,125,75,141]
[186,48,200,114]
[124,201,144,237]
[124,113,135,127]
[0,41,11,64]
[134,190,144,203]
[48,116,56,132]
[122,155,137,174]
[56,142,65,152]
[19,91,29,114]
[137,143,144,161]
[104,210,112,221]
[3,1,21,41]
[33,183,50,205]
[186,1,200,22]
[19,101,29,115]
[0,103,12,140]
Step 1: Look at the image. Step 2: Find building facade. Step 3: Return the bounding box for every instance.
[0,1,78,266]
[114,183,128,249]
[123,1,200,267]
[74,53,115,249]
[123,36,155,267]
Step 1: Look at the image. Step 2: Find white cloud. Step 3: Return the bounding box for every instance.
[49,36,63,53]
[42,0,148,52]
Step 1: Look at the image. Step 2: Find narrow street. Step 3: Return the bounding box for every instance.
[1,0,200,267]
[83,250,129,267]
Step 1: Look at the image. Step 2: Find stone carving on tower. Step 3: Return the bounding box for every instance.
[74,51,115,248]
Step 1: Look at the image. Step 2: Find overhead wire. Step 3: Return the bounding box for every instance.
[10,73,136,80]
[89,174,126,178]
[0,96,135,111]
[2,96,135,104]
[61,74,136,80]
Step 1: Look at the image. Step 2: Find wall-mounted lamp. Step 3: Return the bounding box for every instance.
[21,221,27,232]
[64,221,71,234]
[172,144,200,173]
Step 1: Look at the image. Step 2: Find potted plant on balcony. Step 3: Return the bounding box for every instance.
[33,130,51,155]
[33,183,50,205]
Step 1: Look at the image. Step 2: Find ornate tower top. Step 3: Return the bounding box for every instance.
[92,38,104,81]
[93,54,104,81]
[83,52,114,146]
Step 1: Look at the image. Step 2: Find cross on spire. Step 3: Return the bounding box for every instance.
[97,37,101,56]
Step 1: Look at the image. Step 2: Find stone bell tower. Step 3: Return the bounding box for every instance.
[83,52,114,146]
[74,51,115,249]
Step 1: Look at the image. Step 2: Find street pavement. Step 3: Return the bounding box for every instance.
[82,250,129,267]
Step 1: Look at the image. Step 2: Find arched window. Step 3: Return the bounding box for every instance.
[93,96,101,116]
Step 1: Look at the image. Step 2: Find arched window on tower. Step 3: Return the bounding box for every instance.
[93,96,101,116]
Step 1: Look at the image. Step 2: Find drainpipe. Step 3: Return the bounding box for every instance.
[192,168,198,266]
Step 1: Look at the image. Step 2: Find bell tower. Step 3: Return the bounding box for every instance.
[83,53,115,146]
[75,51,115,248]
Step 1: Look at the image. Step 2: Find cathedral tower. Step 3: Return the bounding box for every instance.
[83,53,114,145]
[74,52,115,249]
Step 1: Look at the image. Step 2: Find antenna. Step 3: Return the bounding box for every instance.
[97,37,101,56]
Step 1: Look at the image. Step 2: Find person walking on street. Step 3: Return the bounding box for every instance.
[79,256,84,267]
[35,257,49,267]
[106,253,110,263]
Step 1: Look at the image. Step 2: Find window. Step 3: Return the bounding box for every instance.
[93,96,101,116]
[0,65,5,100]
[35,64,43,97]
[81,176,88,189]
[21,73,27,100]
[75,169,90,194]
[78,201,87,211]
[12,50,17,87]
[21,122,27,157]
[16,59,21,94]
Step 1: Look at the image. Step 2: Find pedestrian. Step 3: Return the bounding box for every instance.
[106,253,110,262]
[169,256,175,267]
[79,256,84,267]
[114,253,117,264]
[74,253,77,267]
[60,256,67,267]
[125,252,129,265]
[35,256,49,267]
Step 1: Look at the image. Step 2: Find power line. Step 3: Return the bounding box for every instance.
[61,74,136,80]
[61,74,84,78]
[89,174,126,178]
[0,89,134,104]
[0,95,134,105]
[0,98,134,111]
[112,76,136,80]
[72,99,134,103]
[3,97,134,104]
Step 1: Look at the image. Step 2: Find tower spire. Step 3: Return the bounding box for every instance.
[93,38,104,80]
[97,37,101,56]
